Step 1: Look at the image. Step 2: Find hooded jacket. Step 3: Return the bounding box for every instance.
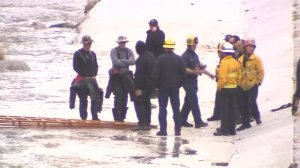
[134,41,156,90]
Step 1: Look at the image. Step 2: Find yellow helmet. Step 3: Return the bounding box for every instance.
[163,38,175,49]
[186,35,198,45]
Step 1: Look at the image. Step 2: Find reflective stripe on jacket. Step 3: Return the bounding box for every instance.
[238,53,264,91]
[217,55,241,90]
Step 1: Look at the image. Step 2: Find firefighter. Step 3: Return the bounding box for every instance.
[207,40,224,121]
[236,39,264,131]
[180,35,213,128]
[213,42,241,136]
[152,38,185,136]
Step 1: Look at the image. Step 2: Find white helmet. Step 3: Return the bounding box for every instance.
[221,42,235,53]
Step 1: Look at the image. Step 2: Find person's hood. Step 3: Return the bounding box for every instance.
[135,40,147,55]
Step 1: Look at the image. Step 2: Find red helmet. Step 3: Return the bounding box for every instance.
[244,38,256,47]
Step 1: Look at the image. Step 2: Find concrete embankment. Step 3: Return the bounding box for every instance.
[78,0,295,167]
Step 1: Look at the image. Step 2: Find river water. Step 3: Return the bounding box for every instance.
[0,0,86,117]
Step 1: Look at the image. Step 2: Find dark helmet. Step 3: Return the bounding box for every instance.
[148,19,158,26]
[224,34,232,42]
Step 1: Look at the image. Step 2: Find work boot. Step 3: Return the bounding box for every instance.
[207,116,219,121]
[175,130,181,136]
[213,129,228,136]
[236,118,242,125]
[255,118,262,125]
[132,125,150,131]
[236,124,251,131]
[181,121,193,127]
[156,130,167,136]
[229,131,236,136]
[92,118,100,121]
[195,121,208,128]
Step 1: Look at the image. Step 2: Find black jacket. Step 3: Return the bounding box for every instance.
[73,48,98,77]
[152,51,186,89]
[134,50,156,90]
[145,27,165,58]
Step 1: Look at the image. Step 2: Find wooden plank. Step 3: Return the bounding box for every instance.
[0,115,158,129]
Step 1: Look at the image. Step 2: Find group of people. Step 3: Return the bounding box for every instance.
[70,19,265,137]
[207,34,264,136]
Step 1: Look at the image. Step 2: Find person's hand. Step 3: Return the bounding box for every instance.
[135,89,142,96]
[208,74,215,80]
[196,69,202,75]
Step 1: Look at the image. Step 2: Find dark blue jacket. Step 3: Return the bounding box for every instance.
[181,48,201,85]
[146,27,165,58]
[153,51,185,89]
[73,48,98,77]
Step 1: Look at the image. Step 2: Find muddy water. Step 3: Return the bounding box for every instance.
[0,128,199,167]
[0,0,86,116]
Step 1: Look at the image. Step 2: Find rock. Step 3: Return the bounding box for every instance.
[0,59,30,72]
[31,22,47,30]
[288,163,298,168]
[49,22,76,29]
[85,0,100,14]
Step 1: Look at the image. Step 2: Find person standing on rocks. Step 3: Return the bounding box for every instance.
[132,41,156,131]
[213,42,241,136]
[109,36,135,122]
[152,38,185,136]
[236,39,264,131]
[180,35,213,128]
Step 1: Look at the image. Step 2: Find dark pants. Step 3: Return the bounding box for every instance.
[219,88,237,134]
[211,90,221,119]
[180,84,203,125]
[158,86,181,132]
[134,88,151,126]
[112,75,129,121]
[238,85,261,126]
[77,87,99,120]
